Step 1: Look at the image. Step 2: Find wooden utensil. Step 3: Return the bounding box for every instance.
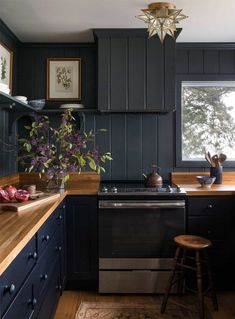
[218,153,227,165]
[212,155,220,167]
[207,152,213,166]
[205,152,212,166]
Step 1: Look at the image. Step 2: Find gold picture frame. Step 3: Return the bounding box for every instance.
[0,41,13,95]
[46,58,81,100]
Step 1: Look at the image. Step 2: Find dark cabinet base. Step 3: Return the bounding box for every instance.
[187,196,235,291]
[66,196,98,286]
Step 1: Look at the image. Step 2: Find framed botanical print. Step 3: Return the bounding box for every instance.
[47,58,81,100]
[0,41,13,94]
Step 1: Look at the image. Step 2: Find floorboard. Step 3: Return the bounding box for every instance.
[54,291,235,319]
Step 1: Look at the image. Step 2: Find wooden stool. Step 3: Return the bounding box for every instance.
[161,235,218,319]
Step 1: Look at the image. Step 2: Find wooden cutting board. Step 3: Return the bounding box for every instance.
[0,193,61,212]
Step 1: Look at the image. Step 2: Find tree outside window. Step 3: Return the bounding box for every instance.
[182,81,235,161]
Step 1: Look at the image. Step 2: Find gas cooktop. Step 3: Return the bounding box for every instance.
[98,182,186,196]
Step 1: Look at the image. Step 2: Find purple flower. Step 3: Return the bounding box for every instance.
[18,109,112,177]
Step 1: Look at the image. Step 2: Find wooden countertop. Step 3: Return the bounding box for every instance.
[172,172,235,196]
[0,193,66,275]
[0,172,100,275]
[179,184,235,196]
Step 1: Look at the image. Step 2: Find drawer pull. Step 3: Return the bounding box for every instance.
[207,204,213,209]
[32,298,37,306]
[56,284,62,291]
[42,235,50,242]
[57,215,63,220]
[41,274,48,280]
[56,246,62,252]
[4,284,15,294]
[62,205,66,209]
[28,297,37,308]
[28,252,37,260]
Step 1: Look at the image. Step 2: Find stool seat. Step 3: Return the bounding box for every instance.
[161,234,218,319]
[174,235,212,250]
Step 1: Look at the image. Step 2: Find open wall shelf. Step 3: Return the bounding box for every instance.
[0,92,35,112]
[0,92,99,135]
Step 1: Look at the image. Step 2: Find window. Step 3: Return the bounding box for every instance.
[176,78,235,166]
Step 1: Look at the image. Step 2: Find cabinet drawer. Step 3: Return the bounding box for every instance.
[2,266,34,319]
[34,230,61,301]
[188,196,233,216]
[37,207,63,255]
[0,235,37,316]
[188,216,230,240]
[36,263,60,319]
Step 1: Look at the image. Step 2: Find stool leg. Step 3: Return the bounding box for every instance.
[177,249,186,296]
[161,247,181,314]
[203,250,218,311]
[196,251,205,319]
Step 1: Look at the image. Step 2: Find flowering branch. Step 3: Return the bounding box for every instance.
[18,109,112,183]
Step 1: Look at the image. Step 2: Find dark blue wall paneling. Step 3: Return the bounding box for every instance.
[2,18,235,179]
[18,43,97,109]
[0,20,19,177]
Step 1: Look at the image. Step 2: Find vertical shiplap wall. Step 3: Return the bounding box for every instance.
[2,19,235,181]
[84,112,174,180]
[0,20,19,176]
[83,43,235,180]
[17,41,235,180]
[18,43,97,109]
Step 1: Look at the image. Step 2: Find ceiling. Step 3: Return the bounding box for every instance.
[0,0,235,43]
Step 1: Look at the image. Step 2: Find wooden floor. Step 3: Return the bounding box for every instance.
[54,290,235,319]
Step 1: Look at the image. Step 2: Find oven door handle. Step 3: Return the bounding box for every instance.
[99,200,185,209]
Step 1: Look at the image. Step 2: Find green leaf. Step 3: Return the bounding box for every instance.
[28,165,34,173]
[105,155,113,161]
[24,143,32,152]
[24,125,31,130]
[89,159,96,171]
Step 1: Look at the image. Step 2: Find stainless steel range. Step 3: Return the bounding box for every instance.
[98,182,186,293]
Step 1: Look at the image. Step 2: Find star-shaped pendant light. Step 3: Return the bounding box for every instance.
[136,2,188,43]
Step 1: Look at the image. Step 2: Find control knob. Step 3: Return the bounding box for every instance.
[111,187,118,193]
[102,186,108,193]
[176,186,181,193]
[166,185,172,193]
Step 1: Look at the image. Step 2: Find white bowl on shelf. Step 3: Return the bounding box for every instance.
[60,103,84,109]
[13,96,28,102]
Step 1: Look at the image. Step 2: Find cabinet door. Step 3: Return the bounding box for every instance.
[0,235,37,316]
[2,275,34,319]
[36,263,60,319]
[66,196,98,285]
[58,201,67,289]
[187,195,235,290]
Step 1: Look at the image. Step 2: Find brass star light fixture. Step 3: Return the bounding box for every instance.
[136,2,188,43]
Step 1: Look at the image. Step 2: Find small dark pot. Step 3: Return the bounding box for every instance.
[210,166,223,184]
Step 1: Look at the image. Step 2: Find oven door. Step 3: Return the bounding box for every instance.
[99,200,185,259]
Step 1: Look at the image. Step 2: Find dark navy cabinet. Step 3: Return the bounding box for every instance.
[66,196,98,288]
[187,196,235,290]
[94,29,179,113]
[0,199,66,319]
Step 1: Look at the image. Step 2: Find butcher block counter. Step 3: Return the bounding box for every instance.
[0,172,100,275]
[172,171,235,196]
